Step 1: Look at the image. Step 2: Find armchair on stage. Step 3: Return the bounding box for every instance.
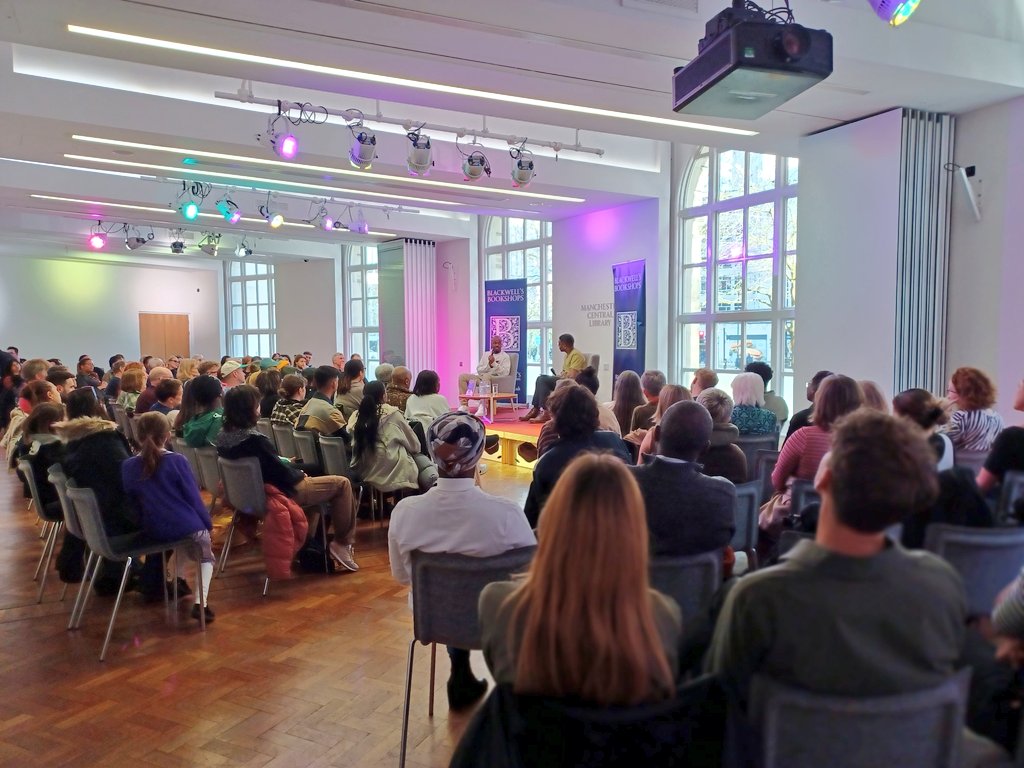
[490,351,519,399]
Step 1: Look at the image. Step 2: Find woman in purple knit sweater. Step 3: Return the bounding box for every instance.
[122,412,215,623]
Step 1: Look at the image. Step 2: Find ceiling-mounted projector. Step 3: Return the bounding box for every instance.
[672,1,833,119]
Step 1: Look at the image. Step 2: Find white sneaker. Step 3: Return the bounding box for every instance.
[458,404,469,412]
[330,542,359,572]
[477,463,488,475]
[474,405,486,419]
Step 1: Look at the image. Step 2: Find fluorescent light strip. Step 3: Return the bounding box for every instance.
[67,25,757,137]
[0,156,145,179]
[71,135,586,203]
[64,153,464,208]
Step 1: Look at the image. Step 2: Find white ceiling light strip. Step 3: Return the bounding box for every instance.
[67,25,757,137]
[71,134,586,203]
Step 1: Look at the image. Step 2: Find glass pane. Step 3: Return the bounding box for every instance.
[745,321,772,368]
[784,320,795,371]
[679,323,707,369]
[786,197,798,251]
[487,217,503,247]
[350,271,363,299]
[525,247,541,283]
[787,157,799,186]
[351,299,363,327]
[231,282,242,304]
[229,262,240,277]
[715,262,742,312]
[366,270,378,298]
[525,219,541,241]
[257,264,269,276]
[350,247,362,266]
[526,328,542,366]
[544,221,552,238]
[257,280,268,303]
[747,203,775,256]
[718,149,745,201]
[526,366,540,395]
[245,280,258,304]
[545,283,552,322]
[351,332,364,358]
[684,153,710,208]
[785,253,797,308]
[487,252,503,280]
[231,306,243,330]
[368,333,379,360]
[508,249,524,279]
[247,306,258,329]
[745,258,774,311]
[527,285,541,322]
[366,247,378,265]
[247,333,259,353]
[244,262,257,276]
[367,298,378,327]
[714,322,742,371]
[231,335,244,357]
[258,305,269,329]
[717,209,743,261]
[545,328,554,369]
[683,216,708,264]
[682,266,707,313]
[508,218,524,244]
[748,153,777,194]
[545,245,553,281]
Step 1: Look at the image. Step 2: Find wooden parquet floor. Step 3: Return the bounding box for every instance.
[0,462,532,767]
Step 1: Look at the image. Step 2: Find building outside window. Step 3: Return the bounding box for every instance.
[225,260,276,358]
[345,244,381,371]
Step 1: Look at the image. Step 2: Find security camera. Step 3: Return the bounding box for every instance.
[303,258,310,263]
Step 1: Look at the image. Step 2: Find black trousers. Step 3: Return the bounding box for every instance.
[531,375,558,409]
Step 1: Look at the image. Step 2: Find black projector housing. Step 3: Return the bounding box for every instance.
[673,20,833,120]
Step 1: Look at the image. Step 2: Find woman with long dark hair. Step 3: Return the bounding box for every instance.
[405,370,450,434]
[122,412,215,622]
[335,359,366,420]
[480,453,680,705]
[175,375,223,447]
[349,381,436,491]
[607,370,646,438]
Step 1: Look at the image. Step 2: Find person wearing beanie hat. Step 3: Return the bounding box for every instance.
[388,411,535,711]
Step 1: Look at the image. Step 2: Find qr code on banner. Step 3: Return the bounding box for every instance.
[616,311,638,350]
[490,316,521,352]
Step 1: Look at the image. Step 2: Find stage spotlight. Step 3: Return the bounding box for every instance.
[321,215,335,231]
[511,148,535,188]
[235,242,253,258]
[88,232,106,249]
[867,0,921,26]
[125,236,146,250]
[216,197,242,224]
[259,203,284,229]
[348,209,370,235]
[170,240,185,254]
[462,150,491,181]
[178,200,200,220]
[406,130,433,176]
[198,234,220,257]
[349,128,377,169]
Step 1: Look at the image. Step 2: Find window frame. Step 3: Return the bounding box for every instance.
[224,260,277,358]
[343,244,381,370]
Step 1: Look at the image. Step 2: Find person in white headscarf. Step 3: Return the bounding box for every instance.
[387,412,536,710]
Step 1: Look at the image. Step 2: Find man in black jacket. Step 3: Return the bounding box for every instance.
[629,401,736,557]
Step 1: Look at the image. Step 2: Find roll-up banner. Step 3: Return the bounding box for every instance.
[484,279,528,402]
[612,260,647,379]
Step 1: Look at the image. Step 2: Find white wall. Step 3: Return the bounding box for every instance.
[795,109,904,408]
[274,257,341,365]
[947,94,1024,422]
[552,198,663,399]
[435,239,476,403]
[0,253,222,364]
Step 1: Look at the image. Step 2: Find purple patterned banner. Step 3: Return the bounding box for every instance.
[484,279,528,402]
[612,260,646,379]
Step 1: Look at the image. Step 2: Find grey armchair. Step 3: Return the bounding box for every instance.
[490,351,519,396]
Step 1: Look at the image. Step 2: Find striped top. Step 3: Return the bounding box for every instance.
[772,425,832,492]
[945,408,1004,452]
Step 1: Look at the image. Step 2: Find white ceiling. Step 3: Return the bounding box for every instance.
[0,0,1021,264]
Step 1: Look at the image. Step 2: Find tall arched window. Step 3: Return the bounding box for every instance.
[676,147,798,410]
[482,216,553,395]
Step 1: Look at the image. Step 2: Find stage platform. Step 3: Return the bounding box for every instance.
[484,416,542,469]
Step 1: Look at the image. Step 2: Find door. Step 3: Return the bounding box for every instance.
[139,313,191,360]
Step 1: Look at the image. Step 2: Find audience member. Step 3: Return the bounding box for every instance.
[630,370,667,432]
[294,354,308,371]
[150,378,183,425]
[75,355,104,390]
[176,375,224,447]
[405,370,451,435]
[785,369,834,442]
[105,359,127,400]
[945,366,1004,452]
[46,368,77,401]
[630,401,736,558]
[374,364,395,385]
[12,402,65,513]
[534,380,580,459]
[145,356,163,372]
[696,388,748,485]
[0,351,20,433]
[481,454,680,705]
[296,366,347,437]
[256,369,282,418]
[197,360,220,377]
[893,388,954,470]
[218,359,246,390]
[335,359,366,420]
[729,372,778,435]
[122,413,215,622]
[459,336,512,395]
[635,384,691,461]
[176,358,199,382]
[859,380,889,413]
[389,412,535,709]
[349,381,437,492]
[332,353,346,370]
[524,385,631,527]
[6,345,20,360]
[2,380,61,464]
[520,334,586,424]
[271,374,308,426]
[134,366,172,414]
[690,368,719,398]
[746,361,789,427]
[978,378,1024,494]
[216,385,358,571]
[606,370,644,437]
[386,366,414,411]
[21,358,48,383]
[573,366,620,434]
[166,356,181,377]
[116,368,146,411]
[707,409,963,710]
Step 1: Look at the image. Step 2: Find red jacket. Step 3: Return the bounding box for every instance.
[263,484,308,579]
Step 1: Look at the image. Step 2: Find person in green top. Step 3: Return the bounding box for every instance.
[520,333,587,424]
[176,375,225,447]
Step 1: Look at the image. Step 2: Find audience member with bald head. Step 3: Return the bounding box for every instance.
[134,366,173,415]
[386,366,414,411]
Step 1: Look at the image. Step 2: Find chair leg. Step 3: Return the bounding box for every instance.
[399,638,417,768]
[428,642,437,717]
[195,554,206,631]
[72,553,100,630]
[320,504,330,573]
[59,582,68,602]
[262,577,270,597]
[100,557,134,662]
[33,523,53,580]
[36,522,62,604]
[216,513,238,576]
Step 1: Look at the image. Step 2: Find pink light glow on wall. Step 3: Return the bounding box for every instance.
[582,208,621,249]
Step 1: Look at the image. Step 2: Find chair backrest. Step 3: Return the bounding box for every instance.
[17,460,61,524]
[790,479,820,517]
[66,484,123,561]
[292,429,321,467]
[953,449,989,476]
[217,456,268,517]
[47,464,85,540]
[648,551,722,625]
[256,418,277,448]
[171,437,202,485]
[411,546,537,648]
[998,470,1024,522]
[750,668,970,768]
[583,352,600,371]
[754,449,781,499]
[111,402,130,434]
[272,422,297,458]
[732,481,761,552]
[924,524,1024,616]
[318,435,352,477]
[194,446,223,496]
[491,352,519,395]
[736,434,780,480]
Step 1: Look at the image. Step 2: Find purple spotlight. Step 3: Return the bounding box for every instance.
[229,209,243,224]
[322,216,334,231]
[274,133,298,160]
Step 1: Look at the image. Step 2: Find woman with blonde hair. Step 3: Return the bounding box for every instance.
[859,380,889,413]
[176,357,199,382]
[480,454,681,706]
[636,384,691,462]
[730,371,777,435]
